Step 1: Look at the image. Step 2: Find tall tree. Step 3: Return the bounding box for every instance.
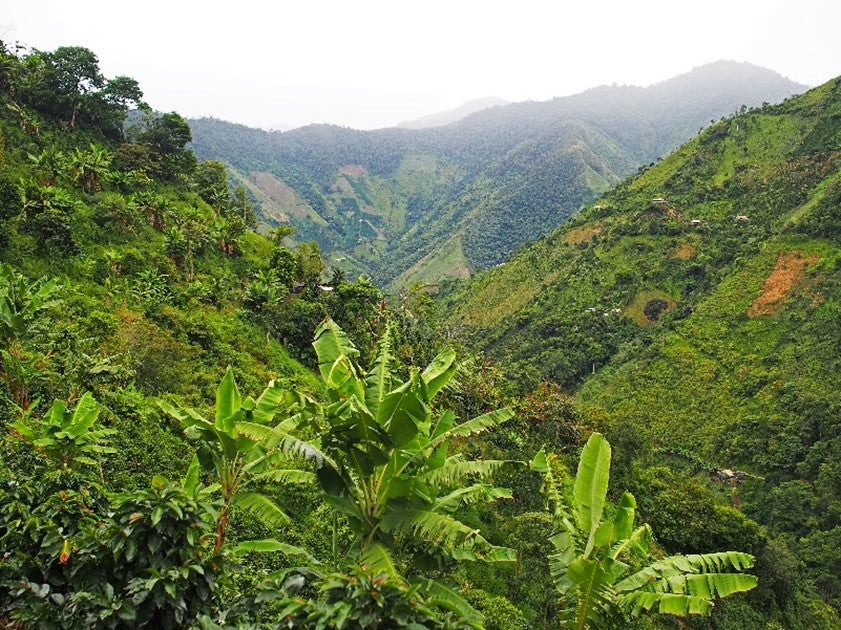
[43,46,104,128]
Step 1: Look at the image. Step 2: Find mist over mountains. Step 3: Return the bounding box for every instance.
[189,61,805,286]
[396,97,510,129]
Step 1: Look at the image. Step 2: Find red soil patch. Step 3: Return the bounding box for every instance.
[748,251,818,316]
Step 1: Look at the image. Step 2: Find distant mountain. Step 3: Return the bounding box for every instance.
[396,97,510,129]
[188,61,806,286]
[445,75,841,618]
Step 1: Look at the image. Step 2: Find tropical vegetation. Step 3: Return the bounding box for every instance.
[1,36,839,629]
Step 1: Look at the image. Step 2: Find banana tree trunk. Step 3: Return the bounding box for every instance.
[215,503,230,552]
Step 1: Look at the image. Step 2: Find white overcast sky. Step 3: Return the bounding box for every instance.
[1,0,839,130]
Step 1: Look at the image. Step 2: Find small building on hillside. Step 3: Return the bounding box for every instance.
[735,215,750,222]
[651,197,668,205]
[689,219,702,226]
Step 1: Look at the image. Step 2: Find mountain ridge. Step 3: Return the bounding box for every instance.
[188,61,806,286]
[397,96,510,129]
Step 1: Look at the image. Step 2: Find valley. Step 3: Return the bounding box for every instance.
[189,61,805,287]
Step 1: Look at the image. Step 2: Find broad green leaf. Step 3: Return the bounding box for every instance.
[574,433,611,554]
[429,408,513,449]
[613,491,636,540]
[530,448,549,473]
[422,459,519,488]
[313,317,365,399]
[420,347,457,399]
[251,381,286,424]
[432,484,512,513]
[430,410,455,440]
[232,539,318,563]
[364,323,394,417]
[256,468,316,485]
[235,492,289,528]
[414,578,482,621]
[215,367,241,433]
[377,379,427,447]
[182,454,200,493]
[67,392,100,437]
[358,543,403,582]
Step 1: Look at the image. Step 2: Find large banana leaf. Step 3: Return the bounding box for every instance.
[412,578,482,625]
[65,392,101,437]
[381,508,514,563]
[358,543,403,582]
[421,458,518,487]
[420,347,457,400]
[232,539,318,564]
[431,484,512,513]
[313,317,365,400]
[428,408,513,450]
[215,366,241,434]
[564,557,615,630]
[235,491,290,529]
[376,373,429,448]
[364,323,394,418]
[573,433,611,556]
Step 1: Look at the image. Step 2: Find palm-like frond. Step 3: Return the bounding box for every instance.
[232,539,318,564]
[235,491,290,529]
[561,557,616,630]
[420,347,457,400]
[313,317,365,399]
[421,458,518,487]
[616,551,757,616]
[380,508,483,551]
[255,468,316,485]
[428,408,513,449]
[431,484,512,513]
[358,542,403,582]
[365,323,394,418]
[412,578,482,624]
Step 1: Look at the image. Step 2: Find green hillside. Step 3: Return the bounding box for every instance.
[189,62,805,287]
[448,76,841,615]
[2,39,838,629]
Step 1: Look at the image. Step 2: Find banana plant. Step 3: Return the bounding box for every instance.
[533,433,757,629]
[12,392,115,473]
[270,317,520,573]
[159,368,315,552]
[0,263,60,342]
[0,264,60,409]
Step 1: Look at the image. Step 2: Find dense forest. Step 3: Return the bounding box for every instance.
[189,62,804,288]
[0,39,839,629]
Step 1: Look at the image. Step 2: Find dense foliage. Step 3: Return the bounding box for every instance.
[1,37,838,629]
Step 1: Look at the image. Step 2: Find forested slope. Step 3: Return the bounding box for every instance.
[447,75,841,617]
[1,40,837,628]
[189,61,805,286]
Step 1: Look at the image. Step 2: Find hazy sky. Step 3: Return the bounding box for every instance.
[1,0,839,130]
